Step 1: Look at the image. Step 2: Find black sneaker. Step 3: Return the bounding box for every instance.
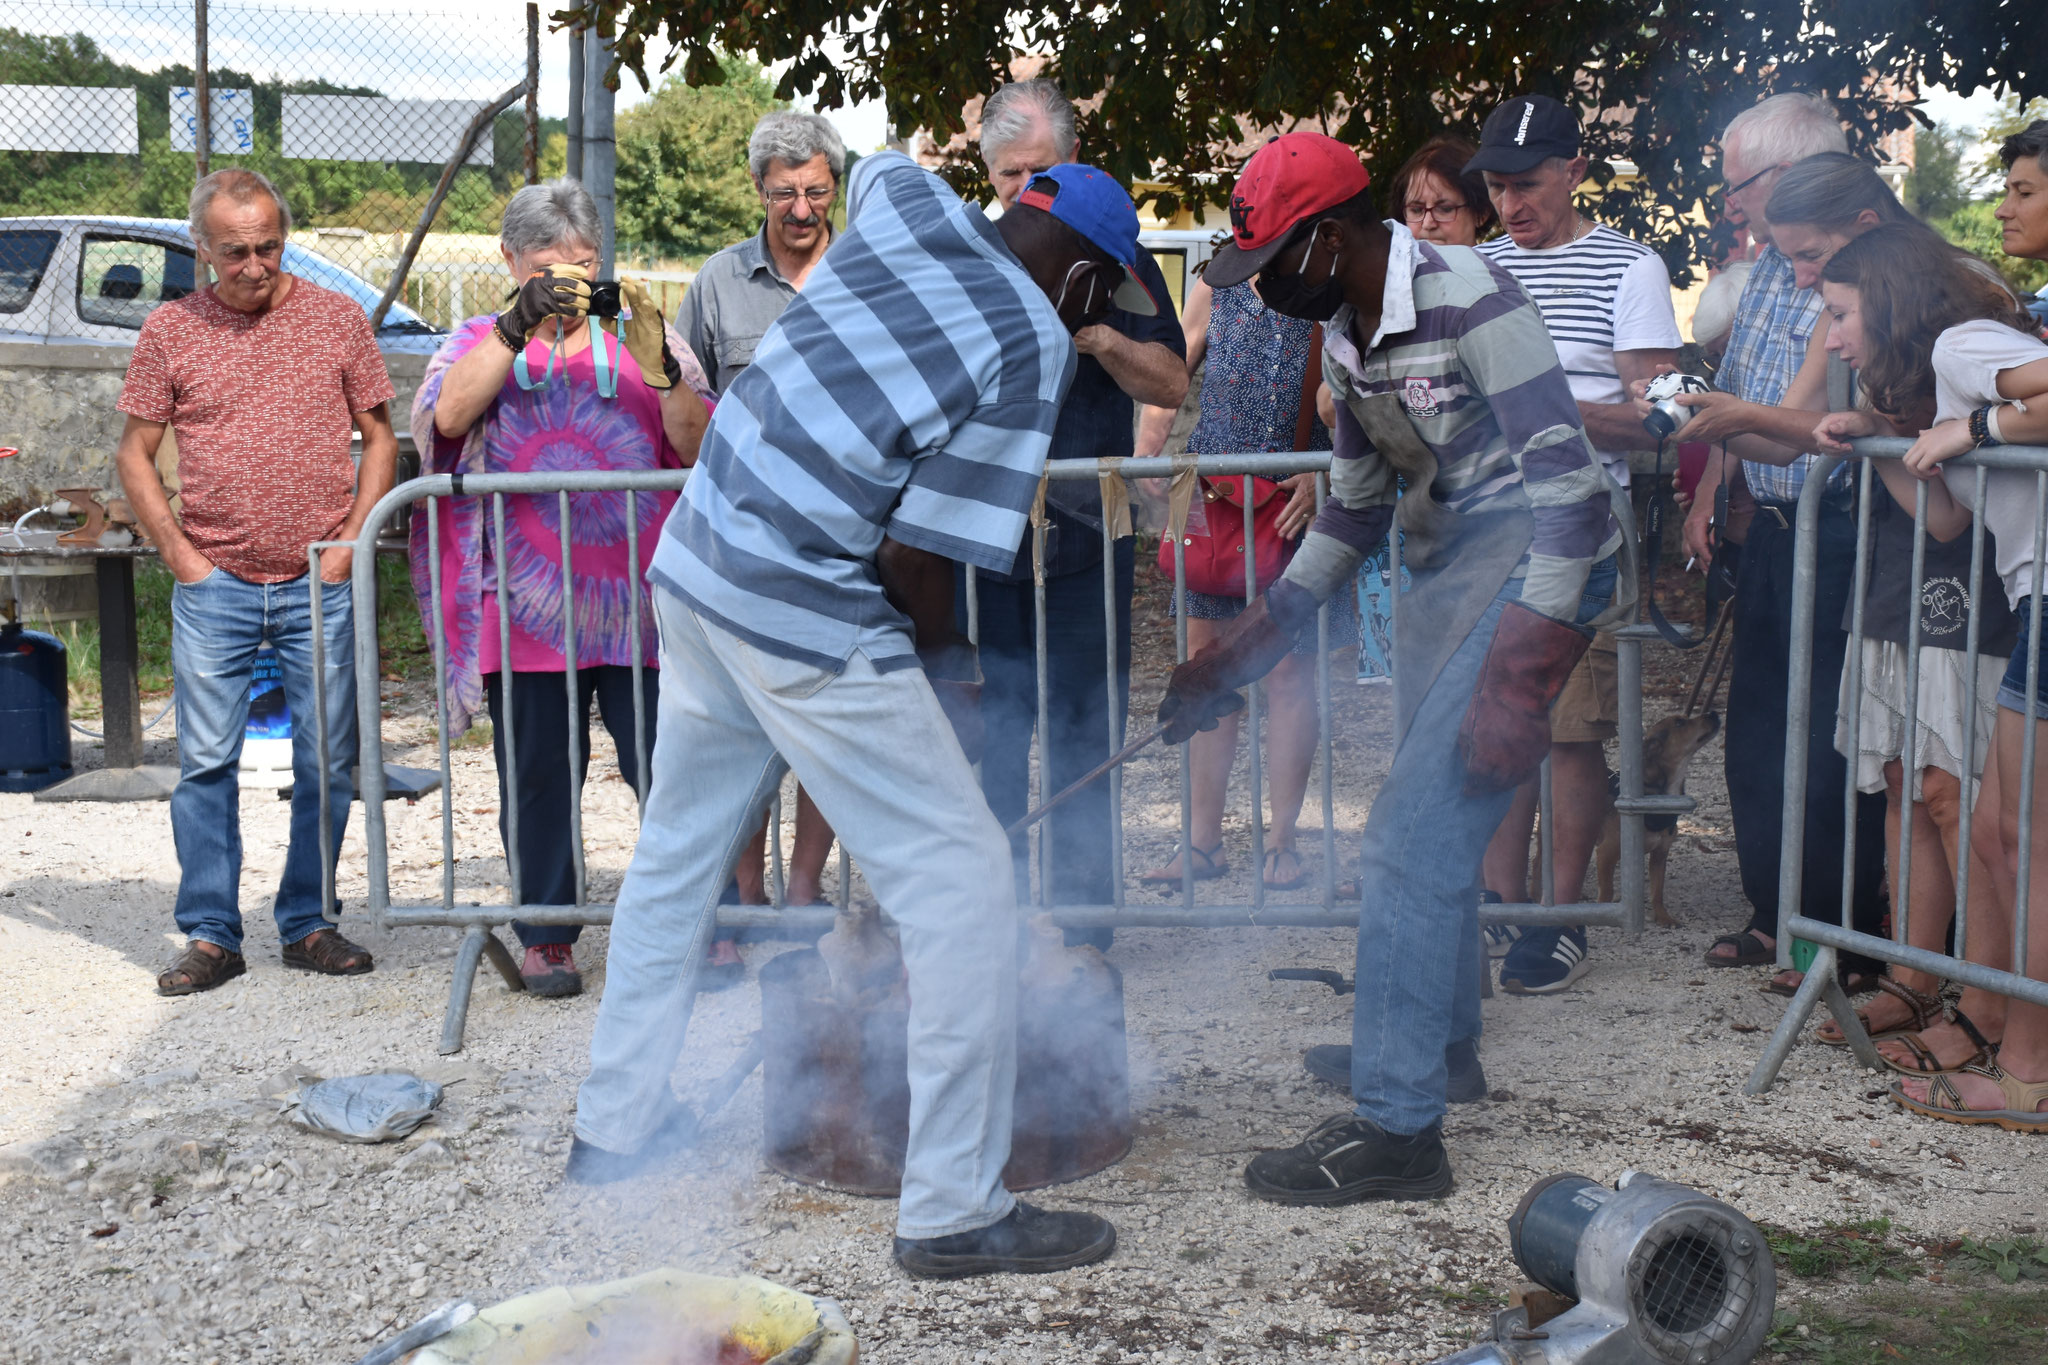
[563,1100,701,1185]
[1302,1039,1488,1104]
[1499,925,1591,995]
[893,1201,1116,1279]
[1245,1115,1452,1206]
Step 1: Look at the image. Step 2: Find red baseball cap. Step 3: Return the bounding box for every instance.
[1207,132,1371,288]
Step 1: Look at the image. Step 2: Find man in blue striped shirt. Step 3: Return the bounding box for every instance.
[1161,132,1631,1207]
[569,151,1156,1279]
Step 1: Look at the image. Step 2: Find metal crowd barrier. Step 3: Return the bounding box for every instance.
[326,454,1667,1053]
[1747,438,2048,1093]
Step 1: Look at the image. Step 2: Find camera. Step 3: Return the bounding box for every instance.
[541,263,623,319]
[1641,372,1712,441]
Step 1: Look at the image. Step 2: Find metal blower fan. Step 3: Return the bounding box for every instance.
[1434,1171,1775,1365]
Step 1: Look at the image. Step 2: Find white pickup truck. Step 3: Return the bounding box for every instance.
[0,214,446,357]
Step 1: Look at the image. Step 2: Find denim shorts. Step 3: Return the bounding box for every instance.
[1998,598,2048,716]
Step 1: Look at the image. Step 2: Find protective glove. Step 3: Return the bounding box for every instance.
[1457,601,1592,795]
[1156,592,1301,744]
[492,263,591,353]
[616,278,676,390]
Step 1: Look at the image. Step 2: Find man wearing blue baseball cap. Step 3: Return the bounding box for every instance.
[568,144,1142,1279]
[967,79,1185,952]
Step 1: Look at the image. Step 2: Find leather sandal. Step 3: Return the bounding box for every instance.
[1817,978,1944,1046]
[157,942,246,996]
[282,928,374,976]
[1891,1061,2048,1133]
[1880,1008,1997,1075]
[1139,844,1227,884]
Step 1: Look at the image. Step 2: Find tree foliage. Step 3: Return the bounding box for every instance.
[613,55,783,257]
[569,0,2048,284]
[1904,124,1977,222]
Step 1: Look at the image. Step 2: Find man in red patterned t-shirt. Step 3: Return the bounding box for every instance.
[115,168,399,996]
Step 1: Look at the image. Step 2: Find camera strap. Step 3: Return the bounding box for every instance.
[1641,436,1708,650]
[512,317,618,398]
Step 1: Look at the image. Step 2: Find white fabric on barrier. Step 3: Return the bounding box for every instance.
[169,88,255,154]
[282,93,492,165]
[0,85,137,154]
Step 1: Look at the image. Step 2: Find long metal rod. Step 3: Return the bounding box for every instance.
[1243,476,1266,915]
[429,499,454,910]
[558,490,586,905]
[1031,511,1052,905]
[1316,473,1335,908]
[1102,502,1125,906]
[2017,476,2045,968]
[1771,461,1838,969]
[1954,468,1990,958]
[307,542,338,924]
[1174,528,1193,907]
[384,899,1629,932]
[1836,462,1872,954]
[1893,473,1926,960]
[494,495,522,909]
[625,488,648,808]
[1008,724,1169,838]
[193,0,209,180]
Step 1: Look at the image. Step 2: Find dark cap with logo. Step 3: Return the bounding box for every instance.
[1463,95,1582,176]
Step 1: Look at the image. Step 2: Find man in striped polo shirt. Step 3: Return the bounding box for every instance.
[1468,94,1682,994]
[1161,132,1631,1205]
[569,151,1157,1278]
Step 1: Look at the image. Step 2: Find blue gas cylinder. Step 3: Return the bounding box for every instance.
[0,621,73,792]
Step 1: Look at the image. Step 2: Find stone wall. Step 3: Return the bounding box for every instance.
[0,341,428,514]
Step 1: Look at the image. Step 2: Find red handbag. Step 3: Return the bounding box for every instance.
[1158,323,1322,598]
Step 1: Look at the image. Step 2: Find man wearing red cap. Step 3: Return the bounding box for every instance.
[1160,132,1634,1204]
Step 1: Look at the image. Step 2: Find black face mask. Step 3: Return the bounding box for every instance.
[1259,228,1344,321]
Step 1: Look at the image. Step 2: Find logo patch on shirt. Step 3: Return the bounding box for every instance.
[1402,377,1440,417]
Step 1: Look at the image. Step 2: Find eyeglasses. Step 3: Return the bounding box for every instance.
[1722,164,1778,198]
[1404,200,1472,223]
[764,186,834,206]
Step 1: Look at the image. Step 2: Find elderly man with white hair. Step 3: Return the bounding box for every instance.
[1671,93,1888,988]
[966,79,1187,943]
[673,110,850,980]
[115,168,398,995]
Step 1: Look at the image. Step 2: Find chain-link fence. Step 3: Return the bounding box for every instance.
[0,0,547,337]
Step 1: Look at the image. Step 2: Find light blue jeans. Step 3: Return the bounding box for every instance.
[1350,555,1617,1134]
[577,587,1018,1239]
[169,568,356,953]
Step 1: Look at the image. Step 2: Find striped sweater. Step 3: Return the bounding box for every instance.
[1283,226,1622,622]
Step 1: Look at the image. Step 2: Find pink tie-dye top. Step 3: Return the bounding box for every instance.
[408,315,713,734]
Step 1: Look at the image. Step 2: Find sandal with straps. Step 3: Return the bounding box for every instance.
[1890,1060,2048,1133]
[1816,978,1945,1046]
[1139,844,1228,884]
[1879,1008,1997,1075]
[156,942,246,997]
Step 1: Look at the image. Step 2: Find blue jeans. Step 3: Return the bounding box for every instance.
[1350,555,1616,1134]
[579,587,1018,1239]
[170,568,357,953]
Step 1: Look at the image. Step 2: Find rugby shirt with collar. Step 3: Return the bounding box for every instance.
[650,150,1077,672]
[1282,221,1622,624]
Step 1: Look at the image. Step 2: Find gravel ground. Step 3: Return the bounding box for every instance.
[7,571,2046,1365]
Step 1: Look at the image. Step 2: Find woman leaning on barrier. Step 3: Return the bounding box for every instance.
[1812,200,2048,1133]
[408,179,715,999]
[1133,251,1357,891]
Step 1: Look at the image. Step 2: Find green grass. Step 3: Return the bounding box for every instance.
[1766,1285,2048,1362]
[1766,1219,1917,1284]
[49,555,432,720]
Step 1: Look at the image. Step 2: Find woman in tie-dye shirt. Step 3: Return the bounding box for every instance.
[410,180,712,998]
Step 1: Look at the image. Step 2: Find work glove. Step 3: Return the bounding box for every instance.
[1457,601,1593,795]
[492,263,591,353]
[920,639,984,764]
[1157,593,1299,745]
[616,278,677,391]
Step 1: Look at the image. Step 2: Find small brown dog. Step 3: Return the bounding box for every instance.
[1595,712,1722,927]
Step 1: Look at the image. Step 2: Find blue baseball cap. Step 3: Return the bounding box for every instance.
[1018,165,1159,316]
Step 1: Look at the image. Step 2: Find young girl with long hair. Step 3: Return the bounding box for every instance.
[1813,221,2048,1131]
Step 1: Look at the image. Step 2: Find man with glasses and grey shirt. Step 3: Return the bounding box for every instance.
[674,111,847,981]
